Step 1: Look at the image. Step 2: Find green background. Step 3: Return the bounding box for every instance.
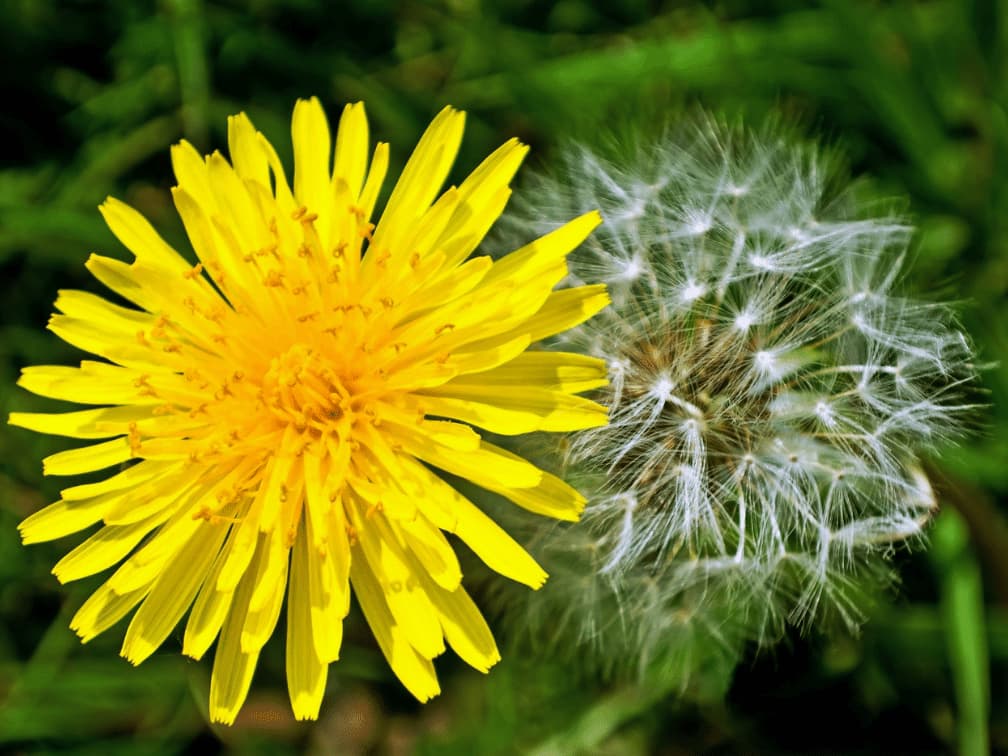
[0,1,1005,753]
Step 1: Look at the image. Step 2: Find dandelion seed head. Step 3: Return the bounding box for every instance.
[496,114,977,682]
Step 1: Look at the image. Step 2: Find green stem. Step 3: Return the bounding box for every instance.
[931,508,990,756]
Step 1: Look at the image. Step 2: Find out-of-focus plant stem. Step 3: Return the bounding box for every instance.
[931,507,990,756]
[166,0,210,148]
[927,461,1008,607]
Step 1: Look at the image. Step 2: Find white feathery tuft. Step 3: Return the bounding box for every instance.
[491,115,978,687]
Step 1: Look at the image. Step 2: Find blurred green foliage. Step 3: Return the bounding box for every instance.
[1,0,1006,753]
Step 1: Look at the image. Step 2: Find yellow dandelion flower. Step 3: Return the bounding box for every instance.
[9,98,609,724]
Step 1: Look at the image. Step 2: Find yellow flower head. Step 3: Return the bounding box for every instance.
[10,99,608,724]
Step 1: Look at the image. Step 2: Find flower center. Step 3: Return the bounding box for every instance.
[592,317,778,498]
[260,343,353,437]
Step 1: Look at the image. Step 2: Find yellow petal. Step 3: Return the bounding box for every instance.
[333,101,368,201]
[401,188,462,263]
[303,454,348,662]
[423,578,499,673]
[104,484,207,592]
[416,385,608,435]
[227,112,270,188]
[372,403,481,452]
[398,254,492,314]
[216,458,274,592]
[326,504,352,617]
[206,151,271,254]
[171,187,240,298]
[286,522,328,721]
[395,431,542,490]
[476,441,587,521]
[183,525,239,660]
[349,498,444,659]
[447,334,532,376]
[10,405,155,439]
[485,211,601,287]
[70,580,151,643]
[258,128,296,211]
[208,535,265,725]
[120,519,228,664]
[346,453,418,523]
[433,138,528,269]
[84,255,161,314]
[51,508,177,584]
[19,494,113,544]
[399,514,462,591]
[59,460,180,502]
[292,97,333,231]
[349,550,440,702]
[255,432,298,535]
[397,456,547,588]
[450,350,608,392]
[53,288,152,330]
[19,362,158,406]
[242,527,289,653]
[170,139,216,211]
[98,197,192,274]
[368,107,465,265]
[435,185,512,271]
[357,141,388,226]
[494,283,610,344]
[100,472,198,526]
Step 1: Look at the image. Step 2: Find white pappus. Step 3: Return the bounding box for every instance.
[491,115,978,685]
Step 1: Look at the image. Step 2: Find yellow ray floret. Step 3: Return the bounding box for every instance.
[9,97,608,725]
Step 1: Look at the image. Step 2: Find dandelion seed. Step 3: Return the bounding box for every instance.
[620,256,644,281]
[679,280,707,303]
[734,310,757,332]
[9,98,609,724]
